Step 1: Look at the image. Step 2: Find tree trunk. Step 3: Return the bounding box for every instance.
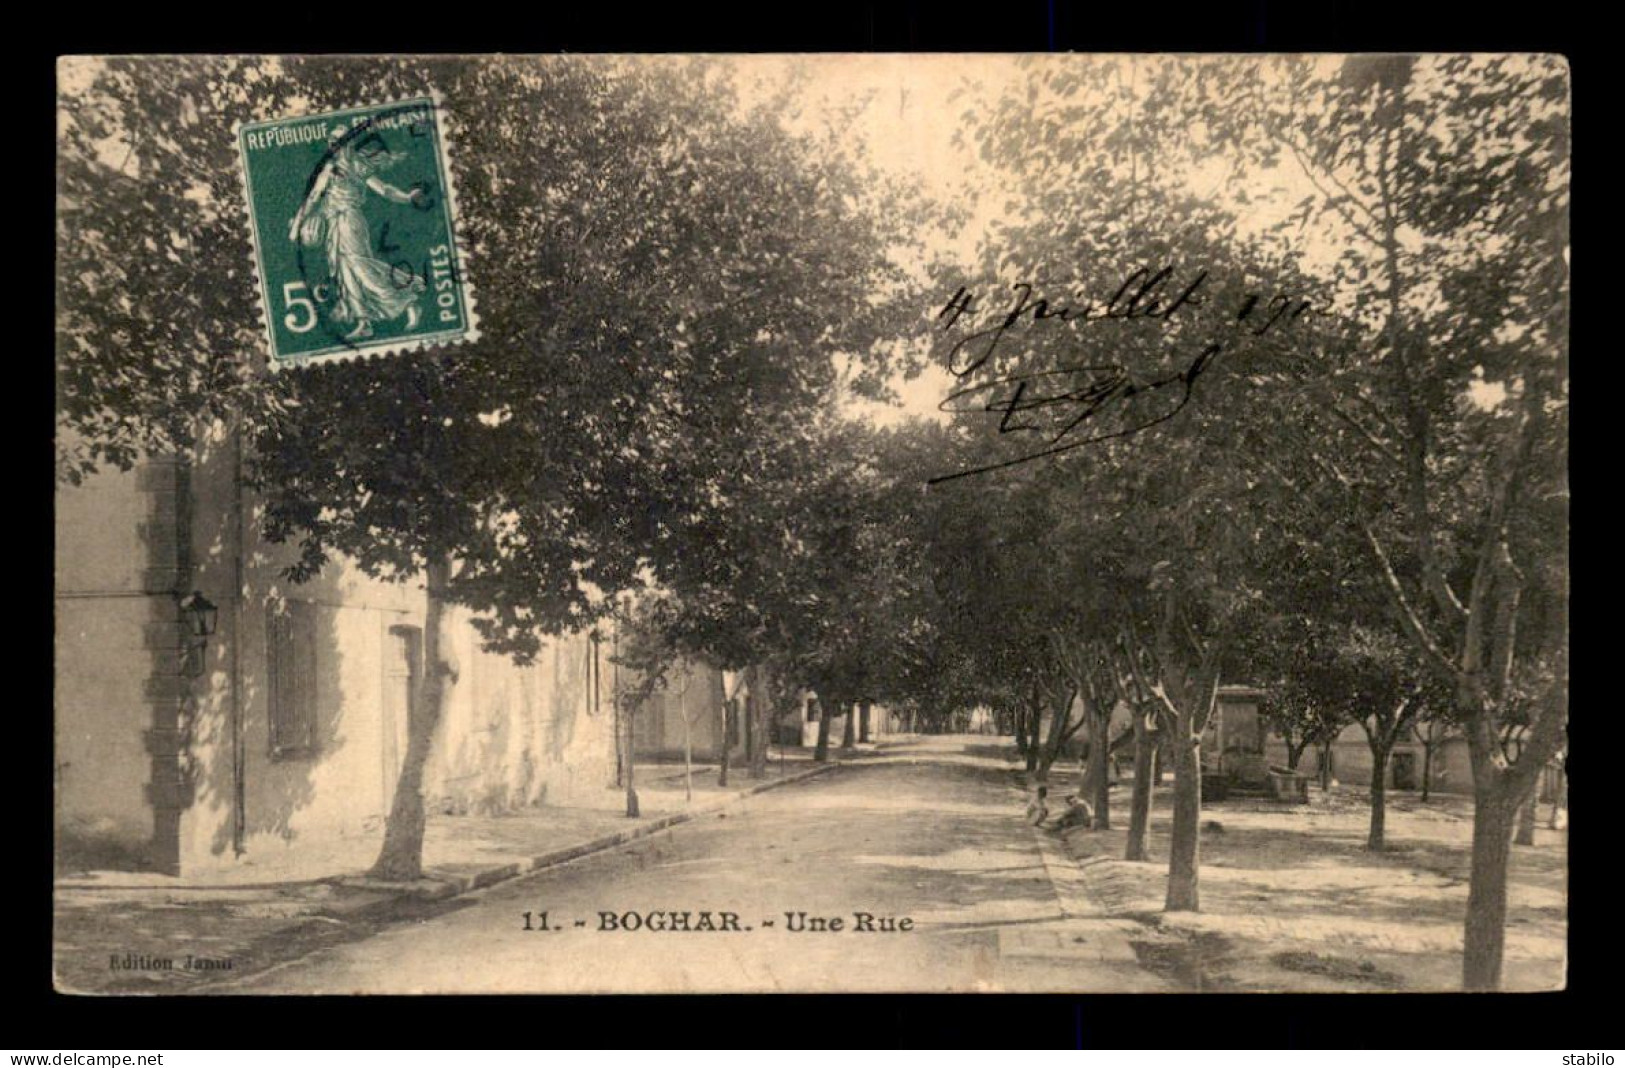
[813,695,834,763]
[1368,743,1390,851]
[1463,791,1517,991]
[683,716,694,802]
[1022,702,1041,773]
[1514,792,1537,846]
[368,554,454,882]
[1088,711,1111,831]
[1285,737,1306,772]
[748,667,771,778]
[841,702,856,749]
[1039,697,1064,779]
[1420,736,1434,802]
[1548,765,1566,829]
[612,686,624,788]
[1459,680,1566,991]
[717,701,730,788]
[624,695,640,817]
[1318,739,1335,791]
[1126,714,1154,861]
[858,699,872,743]
[1164,735,1202,912]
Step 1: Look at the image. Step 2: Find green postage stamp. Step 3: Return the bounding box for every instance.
[236,96,477,368]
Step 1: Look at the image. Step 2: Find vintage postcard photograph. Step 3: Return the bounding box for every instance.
[54,53,1569,995]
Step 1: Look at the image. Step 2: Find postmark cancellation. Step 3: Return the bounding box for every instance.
[235,95,478,370]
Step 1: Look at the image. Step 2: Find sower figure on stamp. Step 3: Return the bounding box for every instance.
[289,123,429,341]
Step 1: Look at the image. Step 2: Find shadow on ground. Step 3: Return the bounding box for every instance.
[1058,781,1567,992]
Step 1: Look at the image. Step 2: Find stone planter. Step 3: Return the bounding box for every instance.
[1267,768,1311,804]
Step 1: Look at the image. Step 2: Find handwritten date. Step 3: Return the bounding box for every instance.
[930,266,1312,483]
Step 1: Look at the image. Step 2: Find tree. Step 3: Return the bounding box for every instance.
[1215,55,1569,988]
[1239,589,1444,850]
[746,659,801,777]
[636,413,947,781]
[972,54,1570,975]
[58,56,291,483]
[1545,752,1567,831]
[1120,566,1228,912]
[917,462,1081,784]
[1299,622,1436,851]
[942,54,1343,913]
[1263,697,1348,776]
[60,56,928,881]
[1409,710,1458,802]
[1242,614,1354,774]
[1499,720,1549,847]
[1053,638,1119,831]
[607,597,688,819]
[672,666,702,802]
[717,678,741,788]
[924,263,1293,910]
[1120,687,1159,862]
[258,61,926,877]
[610,599,705,802]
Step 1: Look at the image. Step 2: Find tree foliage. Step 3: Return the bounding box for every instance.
[61,55,930,650]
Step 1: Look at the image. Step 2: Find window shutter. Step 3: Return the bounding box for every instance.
[269,600,319,757]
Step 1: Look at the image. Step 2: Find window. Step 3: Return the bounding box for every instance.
[268,600,319,758]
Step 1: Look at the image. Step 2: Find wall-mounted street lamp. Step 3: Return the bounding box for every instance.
[178,590,219,678]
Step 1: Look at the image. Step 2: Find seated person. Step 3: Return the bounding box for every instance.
[1050,793,1095,832]
[1024,785,1050,826]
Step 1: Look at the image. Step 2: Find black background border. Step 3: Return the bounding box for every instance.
[33,4,1590,1047]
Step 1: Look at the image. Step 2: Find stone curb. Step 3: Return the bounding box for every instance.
[330,759,842,908]
[196,760,843,992]
[998,757,1161,920]
[261,762,843,931]
[56,760,843,900]
[990,755,1158,977]
[997,756,1113,921]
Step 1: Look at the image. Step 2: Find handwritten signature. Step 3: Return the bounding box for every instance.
[929,266,1310,484]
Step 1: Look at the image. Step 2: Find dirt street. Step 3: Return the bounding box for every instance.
[227,737,1161,993]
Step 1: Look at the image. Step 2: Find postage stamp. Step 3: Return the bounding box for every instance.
[236,96,477,369]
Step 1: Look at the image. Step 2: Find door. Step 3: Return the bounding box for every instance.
[382,625,421,816]
[1391,750,1418,791]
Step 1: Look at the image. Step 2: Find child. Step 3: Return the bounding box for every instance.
[1024,785,1050,827]
[1050,793,1095,832]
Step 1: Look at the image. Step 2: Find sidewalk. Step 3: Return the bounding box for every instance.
[1047,781,1567,992]
[55,747,860,993]
[979,750,1172,991]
